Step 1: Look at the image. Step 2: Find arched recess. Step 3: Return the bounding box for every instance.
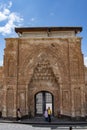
[22,51,65,85]
[30,54,59,84]
[19,44,67,84]
[6,88,14,117]
[5,56,17,77]
[35,91,54,116]
[27,55,60,117]
[19,48,68,116]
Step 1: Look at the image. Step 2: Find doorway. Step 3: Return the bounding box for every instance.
[35,91,53,116]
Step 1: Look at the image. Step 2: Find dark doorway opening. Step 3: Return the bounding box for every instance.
[35,91,54,116]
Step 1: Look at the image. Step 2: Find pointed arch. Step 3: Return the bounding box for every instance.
[22,51,64,84]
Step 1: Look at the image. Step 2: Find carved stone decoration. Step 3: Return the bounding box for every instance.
[18,92,26,115]
[8,59,15,77]
[7,89,14,117]
[0,27,86,118]
[74,88,81,116]
[31,58,57,83]
[62,90,70,115]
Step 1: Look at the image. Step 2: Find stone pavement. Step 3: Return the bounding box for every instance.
[0,123,87,130]
[0,117,87,130]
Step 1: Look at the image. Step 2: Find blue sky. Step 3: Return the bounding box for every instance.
[0,0,87,66]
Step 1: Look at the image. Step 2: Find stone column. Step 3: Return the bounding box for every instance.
[54,89,59,116]
[71,85,75,117]
[60,84,63,114]
[13,89,17,117]
[2,87,7,117]
[25,84,29,115]
[81,84,85,117]
[28,88,32,117]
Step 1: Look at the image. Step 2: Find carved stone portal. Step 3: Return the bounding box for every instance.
[0,27,86,118]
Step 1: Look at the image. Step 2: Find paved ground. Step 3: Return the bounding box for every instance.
[0,117,87,130]
[0,123,87,130]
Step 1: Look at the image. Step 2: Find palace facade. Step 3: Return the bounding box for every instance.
[0,27,87,118]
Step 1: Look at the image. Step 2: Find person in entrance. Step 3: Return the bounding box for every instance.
[44,109,48,121]
[47,107,52,122]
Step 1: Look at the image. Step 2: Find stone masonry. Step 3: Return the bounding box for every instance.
[0,27,86,118]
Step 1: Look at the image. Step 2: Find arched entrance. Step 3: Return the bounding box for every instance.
[35,91,54,116]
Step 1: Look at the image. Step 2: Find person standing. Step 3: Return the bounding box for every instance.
[17,108,21,121]
[44,109,48,121]
[48,107,52,122]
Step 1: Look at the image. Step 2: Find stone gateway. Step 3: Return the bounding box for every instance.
[0,27,86,118]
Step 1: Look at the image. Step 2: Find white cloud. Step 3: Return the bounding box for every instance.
[0,1,23,35]
[84,56,87,67]
[0,1,12,9]
[7,1,12,8]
